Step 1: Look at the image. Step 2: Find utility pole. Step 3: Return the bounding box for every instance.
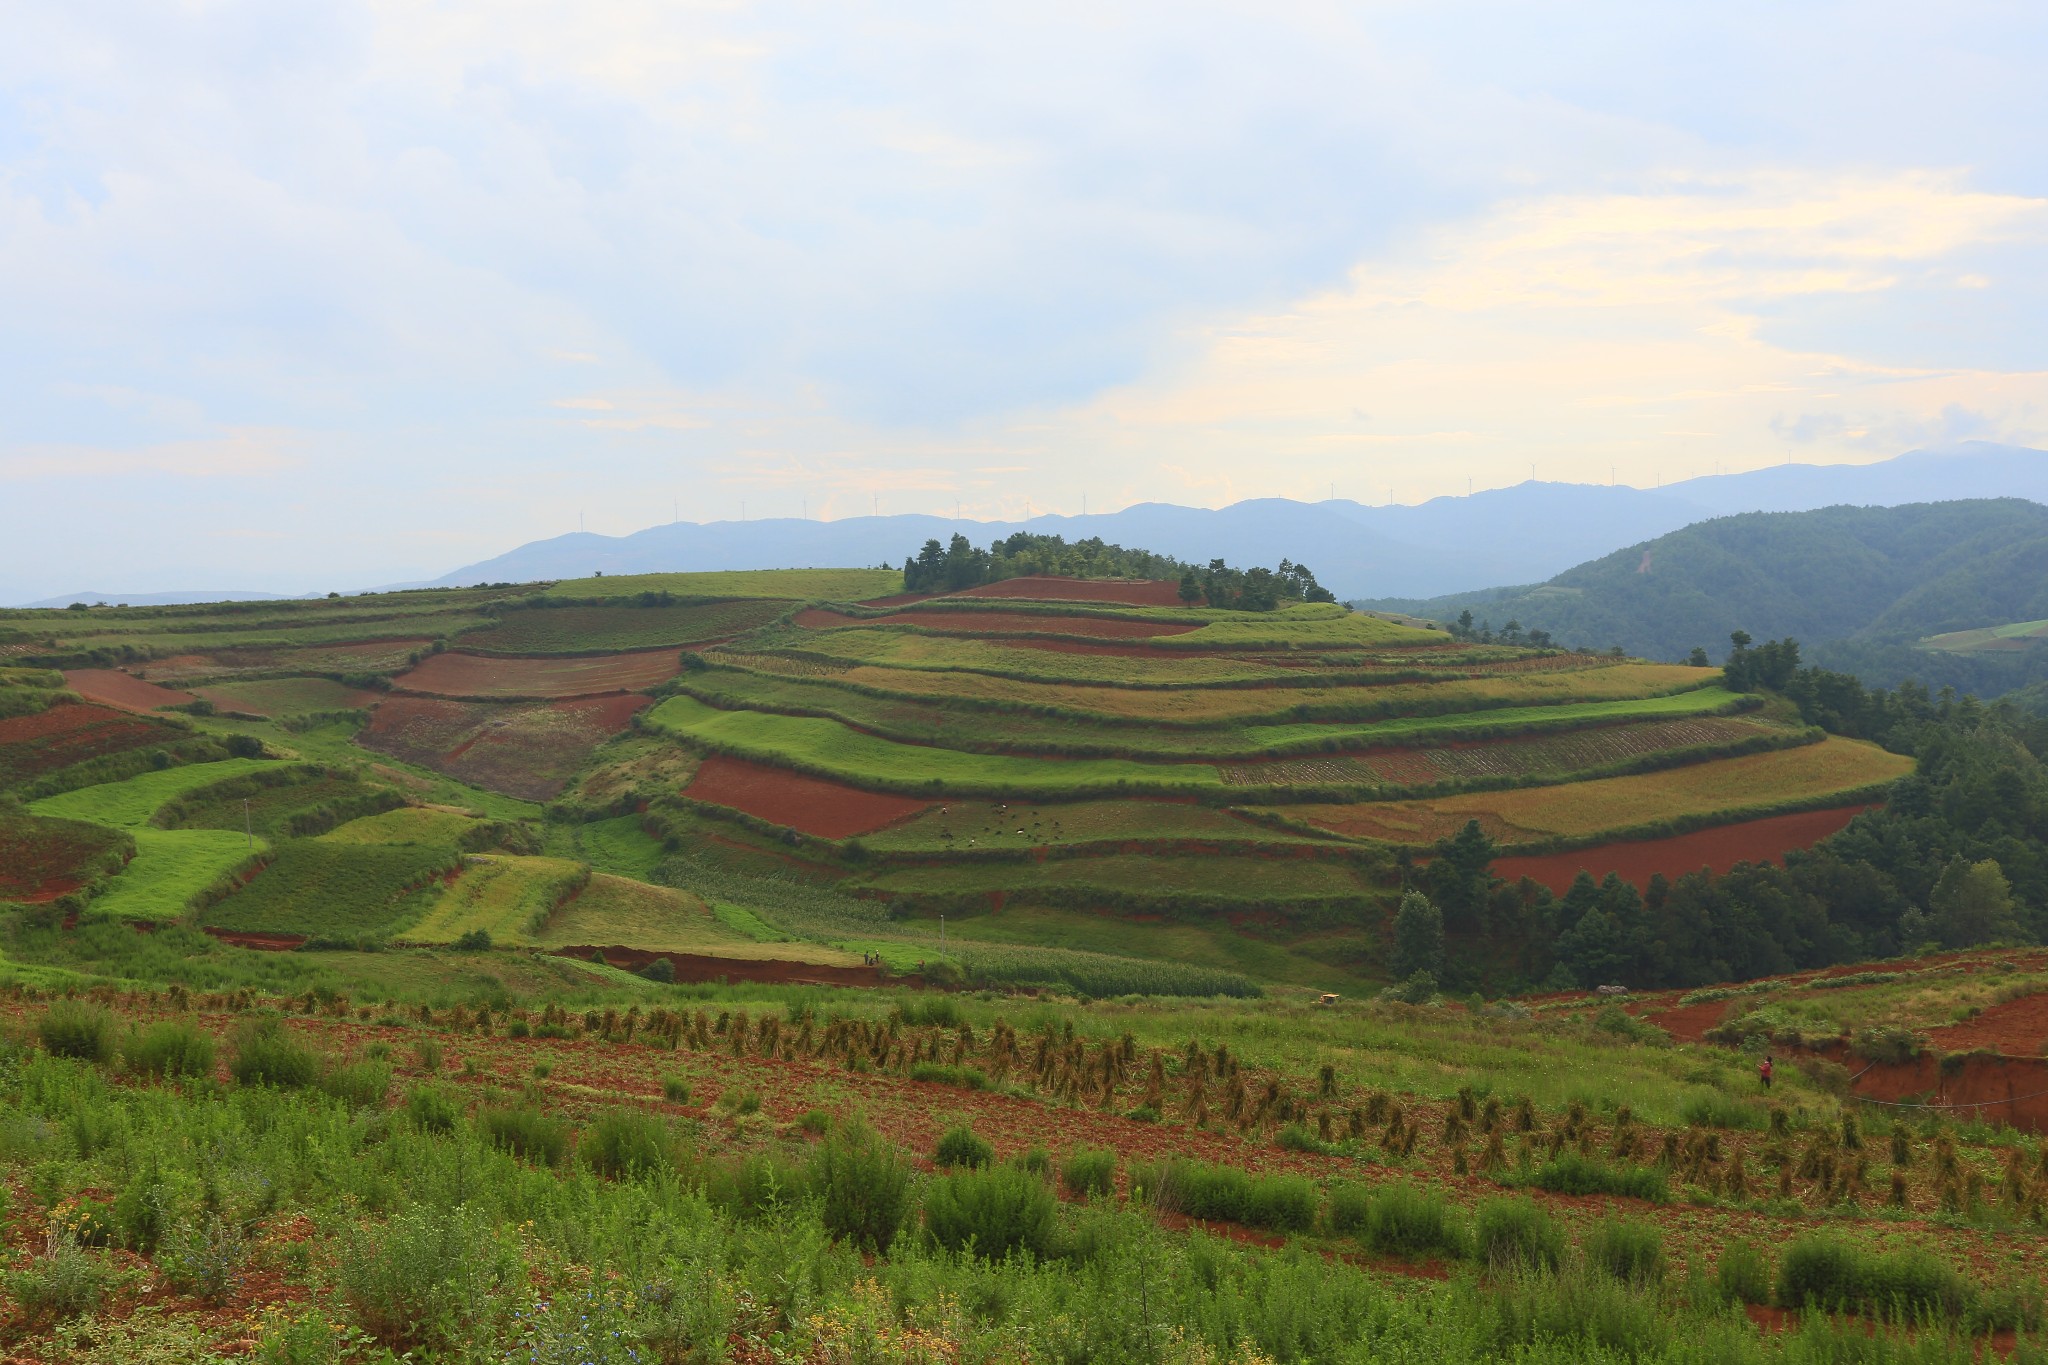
[940,914,945,954]
[244,798,252,852]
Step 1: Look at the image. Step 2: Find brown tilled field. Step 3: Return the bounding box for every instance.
[685,754,931,837]
[61,668,196,712]
[1491,804,1878,893]
[394,649,680,699]
[358,694,651,798]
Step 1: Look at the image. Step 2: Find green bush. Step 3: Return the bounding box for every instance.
[122,1019,216,1079]
[478,1106,570,1167]
[453,929,492,951]
[1475,1197,1564,1274]
[923,1164,1058,1261]
[1522,1152,1667,1203]
[639,957,675,983]
[1478,1266,1668,1358]
[811,1121,911,1253]
[1362,1182,1465,1260]
[228,1018,322,1090]
[701,1151,805,1218]
[661,1074,692,1104]
[403,1085,460,1135]
[1679,1091,1766,1130]
[1325,1180,1372,1235]
[1774,1234,1971,1319]
[321,1058,393,1110]
[159,1213,246,1304]
[112,1153,190,1253]
[1141,1159,1317,1233]
[1583,1217,1665,1285]
[934,1123,995,1169]
[582,1109,674,1179]
[1060,1146,1116,1200]
[1717,1238,1773,1305]
[337,1204,507,1355]
[38,1000,116,1064]
[909,1062,988,1089]
[0,1236,112,1334]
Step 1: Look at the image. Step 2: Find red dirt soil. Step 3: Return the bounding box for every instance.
[553,945,903,988]
[394,649,680,699]
[1493,805,1877,895]
[1927,991,2048,1056]
[947,576,1187,606]
[0,701,149,744]
[61,668,196,712]
[685,754,929,838]
[202,928,307,950]
[795,607,1201,638]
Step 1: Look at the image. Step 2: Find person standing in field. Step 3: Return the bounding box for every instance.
[1759,1055,1773,1090]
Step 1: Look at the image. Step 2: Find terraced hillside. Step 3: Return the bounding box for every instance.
[0,568,1912,995]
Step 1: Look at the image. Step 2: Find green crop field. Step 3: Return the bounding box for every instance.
[1917,617,2048,654]
[201,840,460,938]
[862,798,1287,852]
[91,827,267,921]
[154,769,387,837]
[459,600,794,654]
[191,676,381,716]
[319,806,482,846]
[547,568,902,600]
[28,757,279,828]
[406,855,588,944]
[1239,685,1745,751]
[646,694,1223,793]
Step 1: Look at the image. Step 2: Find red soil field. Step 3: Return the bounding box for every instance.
[394,649,680,699]
[359,694,651,800]
[1492,804,1877,895]
[686,754,929,838]
[62,668,196,712]
[796,608,1200,639]
[0,702,172,786]
[1928,991,2048,1057]
[0,818,128,902]
[949,576,1187,606]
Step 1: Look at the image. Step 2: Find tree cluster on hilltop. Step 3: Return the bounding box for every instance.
[1406,635,2048,994]
[900,533,1335,608]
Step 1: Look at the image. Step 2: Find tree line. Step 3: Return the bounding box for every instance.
[900,533,1335,609]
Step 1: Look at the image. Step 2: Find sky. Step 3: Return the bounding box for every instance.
[4,1,2048,599]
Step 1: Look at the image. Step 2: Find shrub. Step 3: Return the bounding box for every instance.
[1679,1091,1766,1130]
[811,1121,912,1253]
[337,1204,507,1355]
[639,957,676,983]
[113,1153,190,1253]
[1326,1180,1372,1235]
[453,928,492,951]
[583,1109,674,1179]
[934,1123,995,1169]
[714,1087,761,1116]
[1475,1197,1564,1274]
[923,1165,1058,1261]
[478,1106,570,1167]
[122,1020,216,1079]
[1142,1159,1317,1233]
[321,1058,393,1110]
[909,1062,989,1089]
[1522,1152,1667,1203]
[159,1213,246,1304]
[0,1236,112,1333]
[702,1151,805,1219]
[661,1074,693,1104]
[795,1107,831,1136]
[1774,1234,1971,1319]
[1362,1181,1465,1260]
[38,1000,116,1064]
[1060,1146,1117,1200]
[404,1085,460,1135]
[1479,1266,1668,1358]
[1717,1238,1772,1305]
[229,1019,322,1090]
[1583,1217,1665,1285]
[416,1039,444,1073]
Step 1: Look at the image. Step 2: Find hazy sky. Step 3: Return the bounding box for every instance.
[5,1,2047,597]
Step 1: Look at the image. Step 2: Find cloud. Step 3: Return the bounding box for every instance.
[0,431,300,480]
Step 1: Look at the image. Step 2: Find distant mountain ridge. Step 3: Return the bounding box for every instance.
[1363,498,2048,696]
[414,441,2048,602]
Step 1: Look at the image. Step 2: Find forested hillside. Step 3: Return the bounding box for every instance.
[1366,499,2048,694]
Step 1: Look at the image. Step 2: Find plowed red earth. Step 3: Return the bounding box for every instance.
[61,668,196,711]
[685,754,928,837]
[0,818,126,901]
[948,576,1186,606]
[0,703,172,786]
[359,694,650,800]
[1493,805,1877,895]
[795,608,1200,638]
[395,649,680,699]
[1927,991,2048,1056]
